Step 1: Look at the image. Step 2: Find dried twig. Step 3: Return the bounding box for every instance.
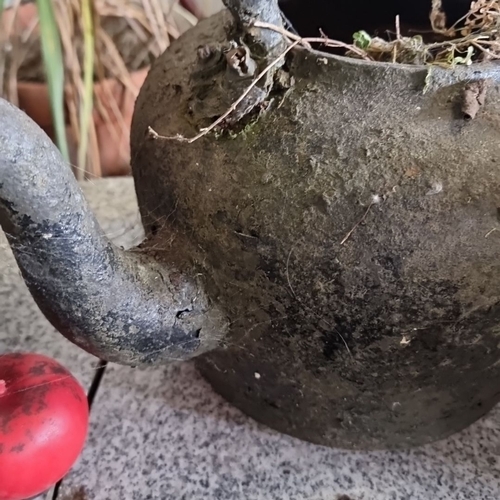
[340,201,376,245]
[148,39,300,143]
[253,20,311,48]
[334,327,353,357]
[254,21,371,60]
[430,0,448,33]
[285,246,297,299]
[300,36,371,60]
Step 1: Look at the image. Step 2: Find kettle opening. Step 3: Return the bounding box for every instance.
[279,0,473,52]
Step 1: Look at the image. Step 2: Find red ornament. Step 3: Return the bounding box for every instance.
[0,353,89,500]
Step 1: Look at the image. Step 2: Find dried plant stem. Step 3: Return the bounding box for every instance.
[148,39,300,144]
[285,246,297,299]
[254,21,371,60]
[300,37,371,59]
[471,40,498,58]
[53,0,83,178]
[5,0,28,107]
[78,0,95,173]
[430,0,448,33]
[393,15,401,63]
[340,202,375,245]
[252,20,311,48]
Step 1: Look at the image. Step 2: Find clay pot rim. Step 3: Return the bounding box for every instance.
[16,67,149,126]
[291,42,498,83]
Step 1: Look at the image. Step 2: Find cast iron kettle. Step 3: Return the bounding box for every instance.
[2,0,500,450]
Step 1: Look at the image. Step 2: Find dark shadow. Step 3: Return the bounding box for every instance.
[279,0,472,47]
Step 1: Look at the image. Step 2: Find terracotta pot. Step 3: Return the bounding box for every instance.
[2,4,148,177]
[91,68,149,177]
[180,0,223,19]
[16,70,148,177]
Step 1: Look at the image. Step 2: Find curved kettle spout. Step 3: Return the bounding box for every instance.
[0,98,226,366]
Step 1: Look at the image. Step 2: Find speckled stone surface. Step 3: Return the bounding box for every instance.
[3,177,500,500]
[57,358,500,500]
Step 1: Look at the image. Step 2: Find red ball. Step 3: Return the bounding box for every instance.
[0,353,89,500]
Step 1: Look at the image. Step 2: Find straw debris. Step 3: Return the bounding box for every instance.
[350,0,500,66]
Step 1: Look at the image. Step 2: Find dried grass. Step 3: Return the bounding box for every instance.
[351,0,500,66]
[0,0,198,178]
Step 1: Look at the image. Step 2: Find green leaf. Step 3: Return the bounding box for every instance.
[36,0,69,161]
[78,0,94,172]
[353,30,372,49]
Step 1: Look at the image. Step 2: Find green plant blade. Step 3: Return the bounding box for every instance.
[36,0,69,161]
[78,0,94,172]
